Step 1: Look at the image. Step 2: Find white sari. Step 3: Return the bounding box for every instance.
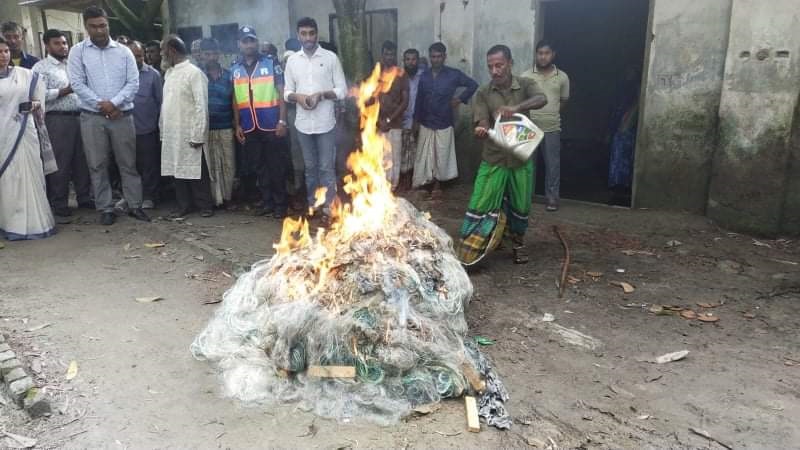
[0,67,56,240]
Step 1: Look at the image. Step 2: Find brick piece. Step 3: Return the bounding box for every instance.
[0,358,21,377]
[0,350,15,362]
[8,376,34,403]
[23,388,51,418]
[4,367,26,383]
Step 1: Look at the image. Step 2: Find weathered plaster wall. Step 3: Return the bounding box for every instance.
[2,5,84,58]
[783,100,800,234]
[706,0,800,235]
[633,0,732,212]
[171,0,290,50]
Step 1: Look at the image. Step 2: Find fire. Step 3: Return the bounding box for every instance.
[274,63,404,295]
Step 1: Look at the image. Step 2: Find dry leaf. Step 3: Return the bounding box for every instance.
[144,242,166,248]
[587,271,603,278]
[65,360,78,380]
[697,313,719,323]
[221,272,232,278]
[25,322,52,332]
[653,350,689,364]
[622,249,656,256]
[203,299,222,305]
[611,281,635,293]
[697,302,722,308]
[136,296,163,303]
[680,310,697,320]
[742,312,756,319]
[648,305,664,314]
[567,275,580,284]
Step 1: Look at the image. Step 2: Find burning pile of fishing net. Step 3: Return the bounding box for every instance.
[191,63,510,427]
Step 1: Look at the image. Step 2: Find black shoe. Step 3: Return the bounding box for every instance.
[78,201,96,210]
[100,212,115,226]
[200,209,214,218]
[254,207,274,217]
[170,207,193,218]
[273,210,287,220]
[54,207,72,217]
[128,208,151,222]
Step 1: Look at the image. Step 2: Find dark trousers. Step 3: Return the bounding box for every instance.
[44,114,92,208]
[243,129,288,213]
[174,153,213,211]
[136,131,161,202]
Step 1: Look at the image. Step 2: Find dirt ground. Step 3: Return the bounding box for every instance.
[1,186,798,449]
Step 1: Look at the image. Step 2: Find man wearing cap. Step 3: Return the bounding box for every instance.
[231,26,289,218]
[284,17,347,224]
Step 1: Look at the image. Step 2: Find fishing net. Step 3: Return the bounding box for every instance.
[191,198,510,426]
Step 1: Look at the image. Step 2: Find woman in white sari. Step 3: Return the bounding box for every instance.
[0,36,56,240]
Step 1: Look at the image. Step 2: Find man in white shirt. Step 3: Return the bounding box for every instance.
[283,17,347,224]
[32,29,93,218]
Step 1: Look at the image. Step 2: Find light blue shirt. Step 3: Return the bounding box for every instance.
[67,38,139,112]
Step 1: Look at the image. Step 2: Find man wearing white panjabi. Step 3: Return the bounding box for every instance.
[159,35,213,218]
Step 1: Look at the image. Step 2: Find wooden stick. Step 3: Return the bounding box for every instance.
[464,396,480,433]
[553,226,570,298]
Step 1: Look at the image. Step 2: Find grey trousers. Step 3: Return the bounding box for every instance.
[44,114,92,209]
[540,131,561,204]
[79,113,142,212]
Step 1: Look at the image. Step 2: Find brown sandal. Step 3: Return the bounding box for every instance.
[512,246,529,264]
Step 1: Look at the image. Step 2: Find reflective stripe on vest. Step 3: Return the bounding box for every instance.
[233,60,280,132]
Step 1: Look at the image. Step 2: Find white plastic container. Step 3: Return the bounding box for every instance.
[487,113,544,162]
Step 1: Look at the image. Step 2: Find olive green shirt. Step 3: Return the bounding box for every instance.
[473,76,545,168]
[520,65,569,133]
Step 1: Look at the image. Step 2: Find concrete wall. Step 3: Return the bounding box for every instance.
[706,0,800,235]
[633,0,732,212]
[171,0,290,51]
[2,5,84,58]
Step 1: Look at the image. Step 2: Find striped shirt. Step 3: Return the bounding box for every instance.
[67,38,139,112]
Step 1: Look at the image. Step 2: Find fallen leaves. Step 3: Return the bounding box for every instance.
[135,296,163,303]
[586,271,603,279]
[652,350,689,364]
[680,310,697,320]
[25,322,52,332]
[65,360,78,380]
[697,313,719,323]
[610,281,635,293]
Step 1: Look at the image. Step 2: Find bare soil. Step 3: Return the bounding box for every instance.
[1,187,798,449]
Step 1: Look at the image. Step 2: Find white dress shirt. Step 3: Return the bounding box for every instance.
[283,46,347,135]
[31,55,80,112]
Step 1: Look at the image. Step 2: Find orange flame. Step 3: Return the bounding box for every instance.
[274,63,404,294]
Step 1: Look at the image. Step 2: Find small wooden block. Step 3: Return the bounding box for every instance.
[461,363,486,394]
[465,396,480,433]
[306,365,356,378]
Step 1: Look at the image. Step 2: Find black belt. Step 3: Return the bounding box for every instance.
[47,111,81,116]
[81,109,132,117]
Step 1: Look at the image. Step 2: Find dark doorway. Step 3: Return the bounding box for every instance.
[537,0,649,207]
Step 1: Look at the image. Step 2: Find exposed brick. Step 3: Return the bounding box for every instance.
[0,358,21,377]
[0,350,15,362]
[8,376,34,403]
[4,367,26,383]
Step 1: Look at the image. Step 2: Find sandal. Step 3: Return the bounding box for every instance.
[512,246,530,264]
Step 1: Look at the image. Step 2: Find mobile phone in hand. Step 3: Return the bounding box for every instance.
[18,102,33,113]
